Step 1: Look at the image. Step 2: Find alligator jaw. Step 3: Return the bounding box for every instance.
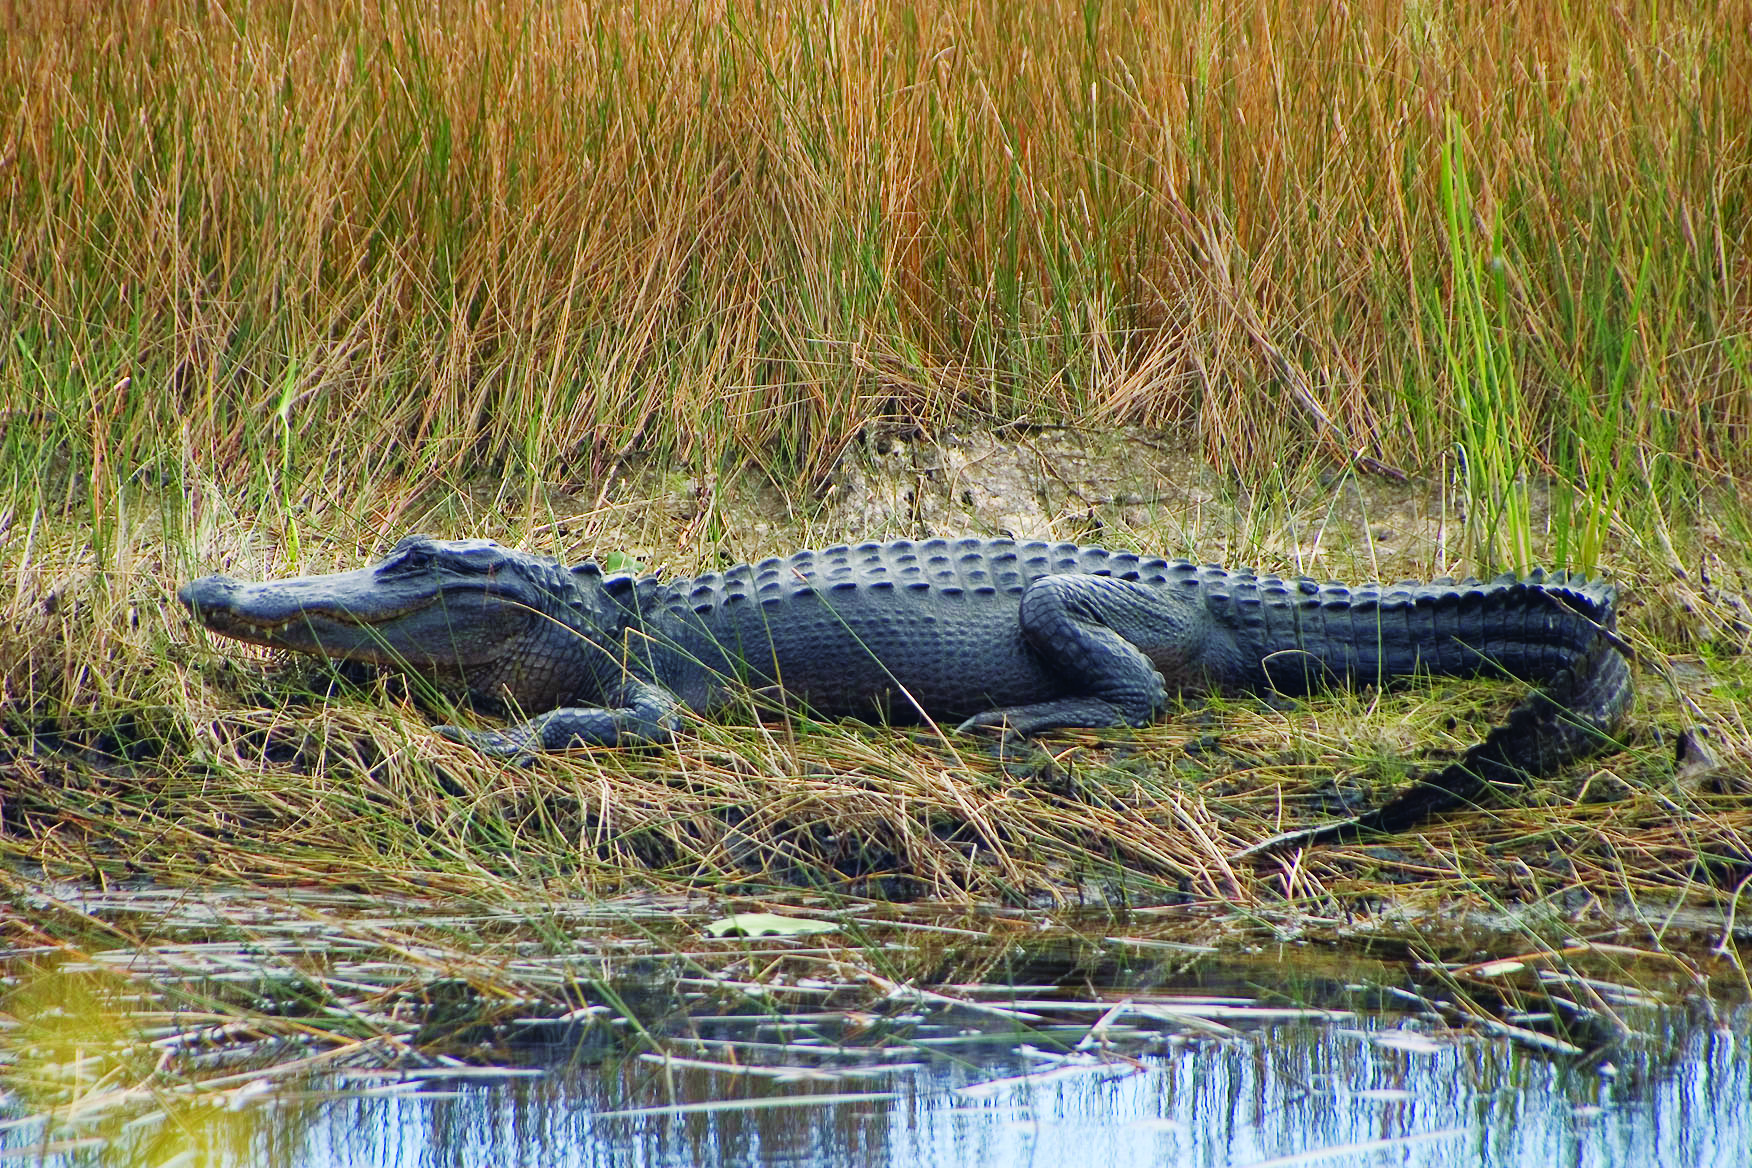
[178,565,529,670]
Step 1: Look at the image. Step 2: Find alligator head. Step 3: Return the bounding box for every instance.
[177,535,577,682]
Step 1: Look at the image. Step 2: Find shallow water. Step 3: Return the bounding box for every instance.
[290,1009,1748,1168]
[3,889,1748,1167]
[7,989,1748,1167]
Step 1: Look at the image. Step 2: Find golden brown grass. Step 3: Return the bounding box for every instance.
[2,0,1746,491]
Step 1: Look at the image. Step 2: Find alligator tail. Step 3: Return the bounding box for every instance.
[1234,569,1620,694]
[1235,618,1633,859]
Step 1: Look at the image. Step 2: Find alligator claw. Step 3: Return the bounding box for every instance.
[954,711,1010,735]
[434,723,538,766]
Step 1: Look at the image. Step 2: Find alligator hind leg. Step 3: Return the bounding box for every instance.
[436,679,683,759]
[958,574,1193,736]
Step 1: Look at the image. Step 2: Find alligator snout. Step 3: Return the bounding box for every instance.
[179,575,236,612]
[178,574,296,643]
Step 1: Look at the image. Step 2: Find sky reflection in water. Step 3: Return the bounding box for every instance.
[283,1008,1744,1168]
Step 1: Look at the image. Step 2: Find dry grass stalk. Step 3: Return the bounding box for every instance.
[2,1,1745,484]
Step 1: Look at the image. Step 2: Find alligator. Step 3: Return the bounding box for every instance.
[178,535,1632,852]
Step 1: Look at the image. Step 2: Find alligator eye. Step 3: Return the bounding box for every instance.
[387,533,436,555]
[380,545,433,575]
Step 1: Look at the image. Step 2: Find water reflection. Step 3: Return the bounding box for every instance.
[3,891,1748,1167]
[37,1007,1726,1168]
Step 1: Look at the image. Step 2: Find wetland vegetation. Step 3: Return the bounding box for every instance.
[1,1,1749,1160]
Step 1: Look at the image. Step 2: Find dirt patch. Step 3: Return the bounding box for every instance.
[813,427,1458,572]
[527,428,1472,586]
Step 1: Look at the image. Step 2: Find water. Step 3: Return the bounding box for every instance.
[8,990,1746,1167]
[3,891,1748,1167]
[299,1013,1747,1168]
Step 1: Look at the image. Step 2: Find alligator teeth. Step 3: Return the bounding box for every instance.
[242,622,296,637]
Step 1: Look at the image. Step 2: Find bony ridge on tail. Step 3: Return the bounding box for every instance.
[179,535,1632,854]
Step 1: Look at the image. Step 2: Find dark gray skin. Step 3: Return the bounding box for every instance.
[178,535,1633,852]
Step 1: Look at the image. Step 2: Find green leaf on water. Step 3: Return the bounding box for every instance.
[704,913,839,938]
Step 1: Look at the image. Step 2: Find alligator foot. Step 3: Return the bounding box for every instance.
[956,697,1145,739]
[433,722,541,766]
[436,680,684,758]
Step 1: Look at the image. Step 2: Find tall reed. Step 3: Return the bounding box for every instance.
[1,0,1744,522]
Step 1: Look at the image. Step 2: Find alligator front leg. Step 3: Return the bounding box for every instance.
[958,574,1185,736]
[435,679,683,758]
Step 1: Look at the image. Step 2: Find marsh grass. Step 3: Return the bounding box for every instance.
[1,0,1751,1116]
[2,1,1746,496]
